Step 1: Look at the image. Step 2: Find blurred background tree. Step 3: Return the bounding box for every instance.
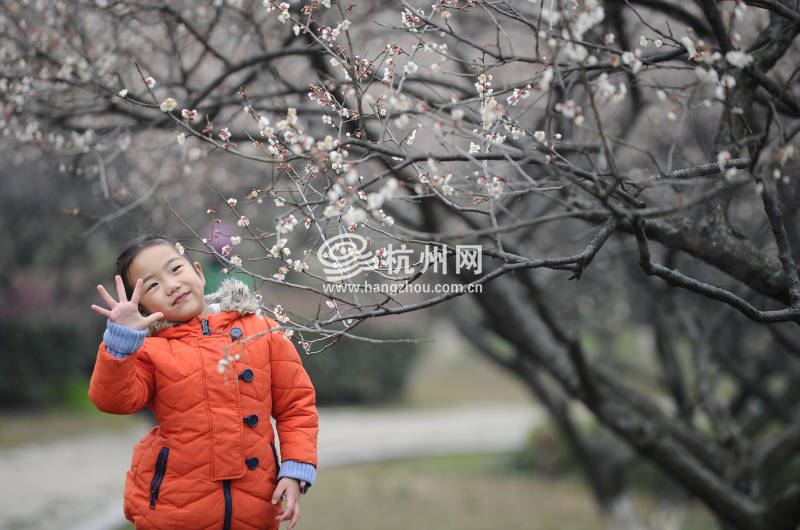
[2,1,800,529]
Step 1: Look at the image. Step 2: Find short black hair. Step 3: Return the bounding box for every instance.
[115,234,181,299]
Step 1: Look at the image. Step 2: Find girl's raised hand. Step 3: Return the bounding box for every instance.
[91,275,164,330]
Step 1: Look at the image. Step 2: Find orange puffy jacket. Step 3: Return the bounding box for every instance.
[88,280,318,530]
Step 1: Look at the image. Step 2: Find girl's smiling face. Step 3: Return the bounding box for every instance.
[126,243,208,322]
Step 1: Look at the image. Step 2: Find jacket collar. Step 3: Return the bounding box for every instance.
[148,278,259,337]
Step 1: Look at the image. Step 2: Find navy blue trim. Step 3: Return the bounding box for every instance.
[270,442,281,479]
[201,319,210,336]
[149,447,169,509]
[222,479,232,530]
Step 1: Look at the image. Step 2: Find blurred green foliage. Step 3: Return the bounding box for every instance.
[301,333,421,406]
[0,317,103,408]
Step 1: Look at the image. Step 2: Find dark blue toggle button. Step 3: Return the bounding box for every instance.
[245,457,259,470]
[238,369,254,382]
[243,414,259,427]
[230,327,243,340]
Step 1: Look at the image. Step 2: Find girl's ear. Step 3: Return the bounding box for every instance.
[193,261,206,287]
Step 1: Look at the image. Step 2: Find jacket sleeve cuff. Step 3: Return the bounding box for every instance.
[277,460,316,486]
[103,320,147,359]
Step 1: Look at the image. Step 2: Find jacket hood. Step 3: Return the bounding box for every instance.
[148,278,259,336]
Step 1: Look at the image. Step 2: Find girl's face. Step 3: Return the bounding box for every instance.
[127,243,208,322]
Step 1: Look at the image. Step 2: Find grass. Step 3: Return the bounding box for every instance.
[0,408,147,448]
[299,454,717,530]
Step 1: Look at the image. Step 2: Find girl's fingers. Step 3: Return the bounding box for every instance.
[96,284,117,308]
[288,504,299,530]
[90,304,112,318]
[115,275,128,303]
[271,485,285,505]
[129,278,142,305]
[144,312,165,326]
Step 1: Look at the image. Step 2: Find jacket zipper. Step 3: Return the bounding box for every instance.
[270,441,281,478]
[201,319,210,336]
[149,447,169,509]
[222,479,232,530]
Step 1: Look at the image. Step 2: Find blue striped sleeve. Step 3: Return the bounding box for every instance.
[103,320,148,359]
[277,460,316,486]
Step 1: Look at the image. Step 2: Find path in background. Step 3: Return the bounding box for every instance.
[0,403,542,530]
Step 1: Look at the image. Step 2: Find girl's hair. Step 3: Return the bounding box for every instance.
[115,234,180,299]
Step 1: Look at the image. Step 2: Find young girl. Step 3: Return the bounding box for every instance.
[88,235,318,530]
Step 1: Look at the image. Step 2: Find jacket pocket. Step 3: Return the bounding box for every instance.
[270,442,281,478]
[149,447,169,509]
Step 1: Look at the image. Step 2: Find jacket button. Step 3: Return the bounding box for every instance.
[238,369,254,382]
[230,327,243,340]
[243,414,259,427]
[245,457,259,470]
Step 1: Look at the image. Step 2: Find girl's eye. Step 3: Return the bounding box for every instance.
[147,282,158,291]
[172,265,182,273]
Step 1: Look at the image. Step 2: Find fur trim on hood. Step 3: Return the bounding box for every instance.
[148,278,259,336]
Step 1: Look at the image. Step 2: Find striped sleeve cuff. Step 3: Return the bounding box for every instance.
[277,460,316,486]
[103,320,148,359]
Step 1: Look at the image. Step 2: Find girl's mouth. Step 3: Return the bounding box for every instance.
[173,293,189,305]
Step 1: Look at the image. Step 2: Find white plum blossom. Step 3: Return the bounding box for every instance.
[219,128,232,141]
[475,73,493,97]
[230,236,242,245]
[695,67,719,84]
[176,133,186,145]
[541,8,560,25]
[118,88,128,97]
[480,97,504,129]
[404,61,419,75]
[506,85,531,106]
[537,67,554,90]
[160,98,178,112]
[342,206,367,226]
[277,214,299,234]
[230,255,242,267]
[717,150,732,172]
[367,192,384,209]
[323,202,342,218]
[681,36,698,59]
[145,76,156,88]
[273,305,290,323]
[570,3,604,39]
[726,50,754,68]
[227,197,238,206]
[621,51,642,73]
[182,108,199,122]
[237,215,250,227]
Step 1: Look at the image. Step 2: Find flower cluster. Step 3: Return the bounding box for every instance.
[277,214,299,234]
[506,85,531,106]
[181,108,199,122]
[401,7,424,31]
[555,100,584,125]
